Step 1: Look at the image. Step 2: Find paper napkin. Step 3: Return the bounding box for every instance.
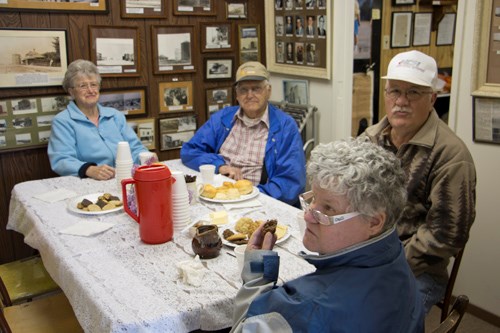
[34,189,77,203]
[176,255,206,287]
[59,221,114,237]
[222,199,263,211]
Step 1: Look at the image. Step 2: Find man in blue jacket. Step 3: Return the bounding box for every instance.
[181,62,306,205]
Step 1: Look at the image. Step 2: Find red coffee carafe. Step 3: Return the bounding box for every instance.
[121,164,175,244]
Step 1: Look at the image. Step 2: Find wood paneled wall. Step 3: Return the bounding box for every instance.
[379,0,456,118]
[0,1,266,264]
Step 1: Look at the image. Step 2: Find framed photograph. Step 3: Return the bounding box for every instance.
[200,22,233,52]
[412,12,432,47]
[0,93,69,152]
[159,81,193,113]
[473,96,500,144]
[99,88,146,116]
[206,87,233,117]
[173,0,215,16]
[264,2,331,79]
[159,115,197,151]
[0,28,68,89]
[392,0,415,5]
[238,24,260,64]
[436,13,456,46]
[472,0,500,97]
[120,0,166,18]
[205,57,234,81]
[283,79,309,105]
[151,25,195,75]
[226,1,247,19]
[0,0,108,13]
[89,26,140,77]
[391,12,412,48]
[127,118,156,150]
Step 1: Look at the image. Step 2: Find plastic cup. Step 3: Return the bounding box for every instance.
[234,244,246,274]
[199,164,215,184]
[297,211,306,239]
[139,152,158,165]
[116,141,132,162]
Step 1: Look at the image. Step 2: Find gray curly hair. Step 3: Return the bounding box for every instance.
[62,59,102,92]
[307,137,407,232]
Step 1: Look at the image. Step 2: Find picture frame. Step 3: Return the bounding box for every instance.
[412,12,432,47]
[127,118,156,150]
[120,0,166,19]
[436,13,456,46]
[0,28,68,89]
[226,0,247,19]
[89,26,140,77]
[0,0,108,13]
[392,0,416,5]
[264,2,331,79]
[159,81,194,113]
[283,79,309,105]
[200,22,233,52]
[391,12,412,48]
[99,88,147,116]
[159,115,197,151]
[173,0,215,16]
[238,24,261,64]
[473,96,500,144]
[205,57,234,81]
[151,25,196,75]
[0,93,70,153]
[206,86,233,117]
[472,0,500,97]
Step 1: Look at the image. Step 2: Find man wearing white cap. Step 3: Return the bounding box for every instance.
[181,61,306,206]
[363,50,476,313]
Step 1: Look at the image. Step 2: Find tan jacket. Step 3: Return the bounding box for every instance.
[364,110,476,282]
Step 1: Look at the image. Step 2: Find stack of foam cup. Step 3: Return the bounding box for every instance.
[115,141,134,189]
[170,171,190,233]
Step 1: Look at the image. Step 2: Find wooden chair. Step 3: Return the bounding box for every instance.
[431,295,469,333]
[0,279,83,333]
[0,256,60,306]
[436,248,465,322]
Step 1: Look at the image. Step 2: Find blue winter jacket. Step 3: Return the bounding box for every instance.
[231,228,425,333]
[48,101,147,177]
[180,104,306,205]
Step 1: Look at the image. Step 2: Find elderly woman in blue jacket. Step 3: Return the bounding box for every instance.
[181,61,306,206]
[231,138,425,333]
[48,59,147,180]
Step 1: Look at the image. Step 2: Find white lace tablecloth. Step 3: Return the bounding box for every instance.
[7,160,314,333]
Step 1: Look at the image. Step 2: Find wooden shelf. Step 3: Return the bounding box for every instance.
[419,0,458,5]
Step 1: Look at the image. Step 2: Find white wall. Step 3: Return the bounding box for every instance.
[270,0,500,317]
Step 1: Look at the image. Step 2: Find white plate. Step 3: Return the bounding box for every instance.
[219,221,291,248]
[199,187,260,203]
[67,193,123,215]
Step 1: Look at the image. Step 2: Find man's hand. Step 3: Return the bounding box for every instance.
[219,165,244,180]
[247,222,277,251]
[86,164,115,181]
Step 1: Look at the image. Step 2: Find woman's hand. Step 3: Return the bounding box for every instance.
[247,222,277,251]
[219,165,243,180]
[86,164,115,181]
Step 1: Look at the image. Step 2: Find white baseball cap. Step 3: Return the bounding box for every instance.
[382,50,438,90]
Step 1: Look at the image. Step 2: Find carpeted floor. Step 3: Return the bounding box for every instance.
[426,305,500,333]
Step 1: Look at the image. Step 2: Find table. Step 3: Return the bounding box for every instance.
[7,160,314,333]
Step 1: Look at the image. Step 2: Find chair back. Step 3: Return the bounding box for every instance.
[437,248,465,322]
[431,295,469,333]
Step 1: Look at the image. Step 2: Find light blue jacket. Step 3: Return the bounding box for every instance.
[180,104,306,205]
[48,101,147,177]
[231,228,424,333]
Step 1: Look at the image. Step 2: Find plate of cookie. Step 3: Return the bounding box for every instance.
[67,193,123,215]
[219,217,290,248]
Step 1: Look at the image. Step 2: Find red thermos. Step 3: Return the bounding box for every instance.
[121,164,175,244]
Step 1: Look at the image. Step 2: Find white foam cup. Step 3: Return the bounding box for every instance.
[297,211,306,239]
[116,141,133,162]
[234,244,246,274]
[171,171,188,195]
[199,164,216,184]
[139,152,158,165]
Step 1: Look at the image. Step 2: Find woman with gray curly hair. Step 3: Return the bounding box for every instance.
[230,138,424,332]
[48,59,148,180]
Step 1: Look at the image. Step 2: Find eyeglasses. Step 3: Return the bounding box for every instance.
[384,88,432,102]
[299,191,361,226]
[73,82,100,92]
[235,84,267,96]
